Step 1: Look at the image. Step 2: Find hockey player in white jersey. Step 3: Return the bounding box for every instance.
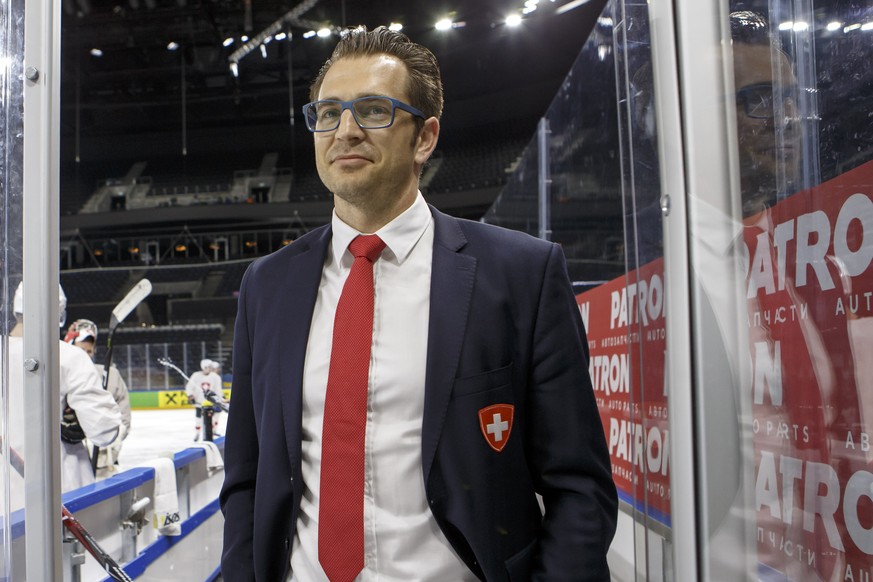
[6,283,121,503]
[66,318,132,476]
[186,359,224,440]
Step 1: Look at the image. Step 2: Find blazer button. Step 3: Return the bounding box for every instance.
[284,537,290,550]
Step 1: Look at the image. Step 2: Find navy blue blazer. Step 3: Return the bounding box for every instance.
[220,205,617,581]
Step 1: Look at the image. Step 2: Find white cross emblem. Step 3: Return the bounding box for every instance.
[479,404,514,452]
[486,413,509,442]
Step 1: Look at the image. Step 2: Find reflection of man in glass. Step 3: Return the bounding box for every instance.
[732,11,862,582]
[732,11,802,217]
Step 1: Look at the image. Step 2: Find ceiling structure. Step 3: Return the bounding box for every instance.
[59,0,608,164]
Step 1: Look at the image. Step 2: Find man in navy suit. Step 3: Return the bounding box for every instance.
[220,25,616,582]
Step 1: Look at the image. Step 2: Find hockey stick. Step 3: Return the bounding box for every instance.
[157,357,229,412]
[92,278,153,476]
[156,356,189,382]
[203,389,230,413]
[103,278,153,388]
[62,507,134,582]
[0,438,133,582]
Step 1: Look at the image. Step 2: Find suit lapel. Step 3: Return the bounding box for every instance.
[422,207,476,484]
[277,225,332,465]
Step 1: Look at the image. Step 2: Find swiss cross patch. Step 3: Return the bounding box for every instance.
[478,404,515,452]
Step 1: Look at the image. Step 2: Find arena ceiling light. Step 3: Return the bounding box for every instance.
[555,0,592,15]
[228,0,328,74]
[223,37,235,47]
[506,14,523,27]
[388,22,403,31]
[167,41,180,50]
[227,0,340,77]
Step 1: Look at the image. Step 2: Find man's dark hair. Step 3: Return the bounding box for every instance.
[309,25,444,129]
[730,10,771,44]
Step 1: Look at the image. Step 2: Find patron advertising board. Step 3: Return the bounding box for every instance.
[744,160,873,581]
[578,160,873,578]
[577,257,670,528]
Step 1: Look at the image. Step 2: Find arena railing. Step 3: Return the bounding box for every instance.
[4,438,226,581]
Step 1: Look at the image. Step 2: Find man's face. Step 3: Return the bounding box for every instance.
[733,42,801,214]
[74,339,95,360]
[313,55,428,216]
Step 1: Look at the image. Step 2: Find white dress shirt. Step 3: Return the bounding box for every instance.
[290,193,477,581]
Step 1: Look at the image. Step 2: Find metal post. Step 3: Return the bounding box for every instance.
[181,50,187,157]
[203,408,214,442]
[536,117,552,241]
[22,0,63,573]
[126,344,133,389]
[286,30,296,169]
[145,344,151,391]
[163,343,169,389]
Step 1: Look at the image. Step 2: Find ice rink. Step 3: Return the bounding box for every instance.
[116,407,228,471]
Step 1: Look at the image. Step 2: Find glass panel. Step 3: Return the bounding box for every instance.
[481,132,539,237]
[613,1,672,579]
[0,0,27,573]
[690,3,873,579]
[484,1,672,578]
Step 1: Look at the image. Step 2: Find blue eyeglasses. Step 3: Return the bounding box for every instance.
[302,95,426,132]
[736,83,797,119]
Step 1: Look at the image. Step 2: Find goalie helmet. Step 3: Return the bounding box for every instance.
[13,281,68,327]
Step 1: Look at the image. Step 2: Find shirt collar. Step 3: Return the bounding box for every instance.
[330,192,432,267]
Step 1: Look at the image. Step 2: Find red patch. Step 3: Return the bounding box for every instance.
[478,404,515,452]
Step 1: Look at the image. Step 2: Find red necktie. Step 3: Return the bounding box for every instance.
[319,234,386,582]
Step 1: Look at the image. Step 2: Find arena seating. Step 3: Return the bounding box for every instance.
[427,138,527,194]
[59,130,530,379]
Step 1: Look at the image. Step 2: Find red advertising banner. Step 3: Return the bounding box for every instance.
[577,257,670,526]
[577,159,873,572]
[745,160,873,580]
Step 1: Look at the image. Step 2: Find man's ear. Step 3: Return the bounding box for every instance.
[414,117,440,166]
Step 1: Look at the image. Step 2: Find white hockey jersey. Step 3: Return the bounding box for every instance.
[185,370,223,405]
[4,337,122,508]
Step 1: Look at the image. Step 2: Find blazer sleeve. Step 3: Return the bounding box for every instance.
[220,266,260,581]
[528,244,618,580]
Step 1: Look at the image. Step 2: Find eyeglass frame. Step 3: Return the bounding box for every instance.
[735,82,797,120]
[302,95,426,132]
